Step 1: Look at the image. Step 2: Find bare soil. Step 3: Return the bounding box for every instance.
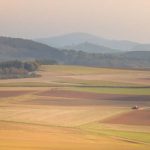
[38,89,150,101]
[0,90,35,98]
[102,109,150,126]
[32,89,150,106]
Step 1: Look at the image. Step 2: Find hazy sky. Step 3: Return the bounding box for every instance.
[0,0,150,42]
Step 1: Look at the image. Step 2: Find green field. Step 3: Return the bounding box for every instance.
[79,123,150,144]
[68,87,150,95]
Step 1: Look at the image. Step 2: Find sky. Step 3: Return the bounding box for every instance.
[0,0,150,43]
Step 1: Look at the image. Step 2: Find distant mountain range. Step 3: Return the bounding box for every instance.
[0,36,150,69]
[36,32,150,54]
[63,42,120,53]
[36,32,142,51]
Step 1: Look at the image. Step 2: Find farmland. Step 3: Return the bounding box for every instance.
[0,65,150,150]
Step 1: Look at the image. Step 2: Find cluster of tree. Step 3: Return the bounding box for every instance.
[62,50,150,69]
[0,60,40,79]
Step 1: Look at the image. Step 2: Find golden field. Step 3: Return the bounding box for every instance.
[0,65,150,150]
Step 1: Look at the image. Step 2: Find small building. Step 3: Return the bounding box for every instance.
[132,105,139,110]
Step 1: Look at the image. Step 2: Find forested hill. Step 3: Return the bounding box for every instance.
[0,36,63,61]
[0,36,150,69]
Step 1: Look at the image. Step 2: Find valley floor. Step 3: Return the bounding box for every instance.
[0,65,150,150]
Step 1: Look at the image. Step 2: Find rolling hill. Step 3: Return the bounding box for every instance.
[0,36,64,61]
[0,36,150,69]
[63,42,120,53]
[36,32,140,51]
[131,44,150,52]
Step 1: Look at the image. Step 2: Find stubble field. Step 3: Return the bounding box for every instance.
[0,65,150,150]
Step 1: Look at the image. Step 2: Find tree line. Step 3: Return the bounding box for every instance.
[0,60,39,79]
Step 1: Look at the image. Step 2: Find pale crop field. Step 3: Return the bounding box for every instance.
[0,65,149,87]
[0,65,150,150]
[0,105,128,127]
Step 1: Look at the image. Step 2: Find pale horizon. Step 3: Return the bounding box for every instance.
[0,0,150,43]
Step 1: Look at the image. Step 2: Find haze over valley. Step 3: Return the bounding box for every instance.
[0,1,150,150]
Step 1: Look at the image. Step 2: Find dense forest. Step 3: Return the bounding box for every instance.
[0,60,39,79]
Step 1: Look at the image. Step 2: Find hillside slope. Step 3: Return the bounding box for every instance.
[0,36,64,61]
[0,36,150,69]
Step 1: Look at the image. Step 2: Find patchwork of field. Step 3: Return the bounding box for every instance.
[0,65,150,150]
